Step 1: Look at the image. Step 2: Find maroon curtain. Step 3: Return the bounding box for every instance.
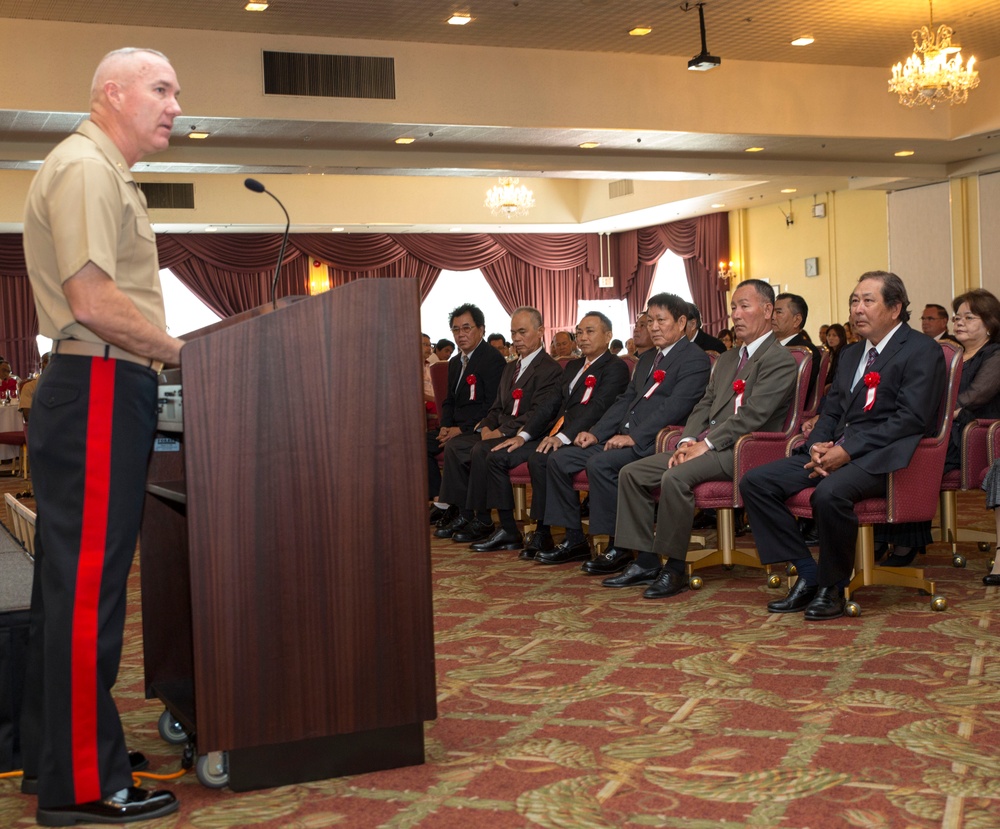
[634,214,729,331]
[0,235,40,376]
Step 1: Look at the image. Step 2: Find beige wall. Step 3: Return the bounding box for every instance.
[728,190,888,338]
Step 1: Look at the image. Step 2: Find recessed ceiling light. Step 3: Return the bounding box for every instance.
[711,203,725,208]
[745,147,765,152]
[395,137,416,144]
[781,188,797,193]
[188,132,210,140]
[331,227,345,232]
[791,36,814,46]
[447,13,472,25]
[449,227,463,232]
[894,150,915,157]
[205,226,219,232]
[579,142,600,149]
[244,1,268,10]
[629,26,652,37]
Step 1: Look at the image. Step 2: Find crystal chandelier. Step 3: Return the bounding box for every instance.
[484,177,535,218]
[888,0,979,109]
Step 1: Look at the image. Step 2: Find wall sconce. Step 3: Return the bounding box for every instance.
[717,260,736,291]
[309,259,331,295]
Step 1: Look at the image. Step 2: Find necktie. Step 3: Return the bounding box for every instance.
[852,347,877,391]
[456,354,469,392]
[735,345,748,375]
[649,349,663,378]
[550,361,593,436]
[513,360,522,382]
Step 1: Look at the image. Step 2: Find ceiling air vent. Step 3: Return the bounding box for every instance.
[139,182,194,209]
[609,180,634,199]
[263,50,395,99]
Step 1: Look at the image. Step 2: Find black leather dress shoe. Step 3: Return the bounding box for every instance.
[453,519,495,543]
[643,569,689,599]
[983,573,1000,586]
[536,539,591,564]
[470,528,523,552]
[602,561,660,588]
[519,531,554,560]
[434,514,467,539]
[692,509,717,530]
[36,786,178,826]
[22,752,150,796]
[804,586,846,621]
[881,546,923,567]
[581,546,632,575]
[767,579,818,613]
[430,504,455,525]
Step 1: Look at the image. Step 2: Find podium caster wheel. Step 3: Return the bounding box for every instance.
[690,576,704,590]
[952,554,966,568]
[979,542,992,552]
[158,709,189,745]
[196,751,229,788]
[767,574,782,589]
[931,595,948,612]
[845,601,861,618]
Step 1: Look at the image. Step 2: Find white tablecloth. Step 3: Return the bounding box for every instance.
[0,405,24,461]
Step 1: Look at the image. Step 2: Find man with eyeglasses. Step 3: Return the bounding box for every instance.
[920,303,959,344]
[427,304,506,526]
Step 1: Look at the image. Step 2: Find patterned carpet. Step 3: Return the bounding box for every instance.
[2,477,999,828]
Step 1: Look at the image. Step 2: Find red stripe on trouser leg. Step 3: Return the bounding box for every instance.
[70,357,116,802]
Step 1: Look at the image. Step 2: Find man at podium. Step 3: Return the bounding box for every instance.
[21,47,184,825]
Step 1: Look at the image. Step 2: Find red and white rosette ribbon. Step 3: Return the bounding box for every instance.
[644,369,666,399]
[732,378,745,412]
[466,374,477,400]
[862,371,880,411]
[581,374,597,404]
[511,387,524,416]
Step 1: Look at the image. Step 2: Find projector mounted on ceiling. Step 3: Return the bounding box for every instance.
[684,2,721,72]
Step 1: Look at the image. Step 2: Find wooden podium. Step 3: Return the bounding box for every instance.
[139,279,437,791]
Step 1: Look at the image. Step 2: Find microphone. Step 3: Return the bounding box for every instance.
[244,178,290,308]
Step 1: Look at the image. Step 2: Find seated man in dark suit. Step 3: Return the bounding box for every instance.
[427,304,507,524]
[686,303,727,354]
[534,293,712,568]
[609,279,798,598]
[435,306,563,545]
[479,311,630,554]
[740,271,946,620]
[773,292,822,401]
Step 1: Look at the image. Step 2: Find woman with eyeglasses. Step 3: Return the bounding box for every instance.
[878,288,1000,567]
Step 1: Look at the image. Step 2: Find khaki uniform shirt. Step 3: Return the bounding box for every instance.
[23,120,166,344]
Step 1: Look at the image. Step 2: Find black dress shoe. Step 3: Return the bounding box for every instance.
[519,531,554,560]
[22,751,150,795]
[643,569,689,599]
[581,546,632,575]
[452,519,495,543]
[881,546,923,567]
[429,505,448,524]
[692,509,717,530]
[767,579,818,613]
[804,586,846,621]
[434,514,468,539]
[535,539,591,565]
[983,573,1000,586]
[470,527,523,552]
[602,561,660,588]
[36,786,179,826]
[433,504,459,528]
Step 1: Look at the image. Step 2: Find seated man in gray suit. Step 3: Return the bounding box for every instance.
[609,279,798,598]
[436,306,563,545]
[533,293,712,567]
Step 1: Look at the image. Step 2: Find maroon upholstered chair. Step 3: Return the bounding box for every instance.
[935,418,996,566]
[0,424,27,478]
[801,348,831,419]
[782,341,963,615]
[429,360,450,418]
[621,356,637,377]
[682,346,812,585]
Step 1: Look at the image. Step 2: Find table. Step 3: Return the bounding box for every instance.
[0,406,24,462]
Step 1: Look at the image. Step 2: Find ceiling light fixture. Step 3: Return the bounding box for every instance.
[791,36,814,46]
[781,188,797,193]
[395,137,416,144]
[629,26,652,37]
[484,177,535,218]
[448,13,472,26]
[894,150,916,157]
[711,203,725,208]
[684,2,721,72]
[745,147,764,152]
[889,0,979,108]
[188,132,210,140]
[579,142,600,149]
[244,1,269,10]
